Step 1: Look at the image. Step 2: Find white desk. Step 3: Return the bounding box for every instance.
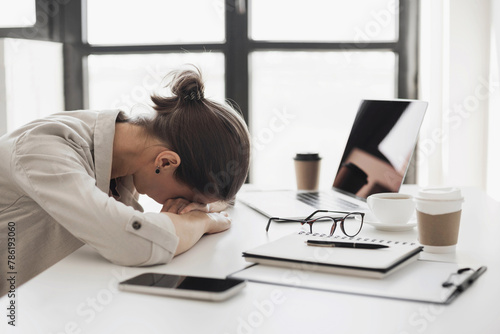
[2,186,500,334]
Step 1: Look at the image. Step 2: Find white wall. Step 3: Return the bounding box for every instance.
[446,0,491,188]
[0,38,64,136]
[418,0,493,191]
[488,0,500,200]
[0,40,6,135]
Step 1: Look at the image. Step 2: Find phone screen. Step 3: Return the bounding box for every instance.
[121,273,244,292]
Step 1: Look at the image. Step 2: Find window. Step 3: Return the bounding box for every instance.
[0,0,36,28]
[0,39,64,135]
[0,0,64,137]
[250,51,396,187]
[86,0,224,45]
[70,0,417,188]
[246,0,413,188]
[87,53,225,111]
[250,0,397,42]
[84,0,227,113]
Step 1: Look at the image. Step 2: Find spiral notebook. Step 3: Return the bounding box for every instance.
[242,231,423,278]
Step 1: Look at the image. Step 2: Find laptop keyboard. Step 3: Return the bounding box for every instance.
[296,192,360,210]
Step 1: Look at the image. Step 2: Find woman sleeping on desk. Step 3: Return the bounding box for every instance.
[0,67,250,296]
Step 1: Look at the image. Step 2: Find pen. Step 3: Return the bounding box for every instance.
[306,240,389,249]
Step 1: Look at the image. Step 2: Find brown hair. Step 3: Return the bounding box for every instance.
[128,66,250,201]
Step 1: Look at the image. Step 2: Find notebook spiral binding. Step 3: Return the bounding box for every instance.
[298,231,417,246]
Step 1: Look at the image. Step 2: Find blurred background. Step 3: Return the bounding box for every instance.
[0,0,499,200]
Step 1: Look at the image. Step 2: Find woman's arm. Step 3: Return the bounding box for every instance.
[13,130,181,267]
[165,211,231,255]
[162,198,234,214]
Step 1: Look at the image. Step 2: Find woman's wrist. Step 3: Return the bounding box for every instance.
[162,211,210,255]
[161,210,231,256]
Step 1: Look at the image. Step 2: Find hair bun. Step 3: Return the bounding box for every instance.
[170,66,205,102]
[183,89,204,101]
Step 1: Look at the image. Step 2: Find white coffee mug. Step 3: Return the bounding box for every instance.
[367,193,415,225]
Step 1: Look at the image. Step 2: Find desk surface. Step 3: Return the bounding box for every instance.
[2,186,500,334]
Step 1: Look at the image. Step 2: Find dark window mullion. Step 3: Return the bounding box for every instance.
[83,43,227,56]
[249,41,398,52]
[397,0,419,184]
[397,0,419,100]
[225,0,249,126]
[62,0,85,111]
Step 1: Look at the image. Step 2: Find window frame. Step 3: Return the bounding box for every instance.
[0,0,54,41]
[0,0,420,182]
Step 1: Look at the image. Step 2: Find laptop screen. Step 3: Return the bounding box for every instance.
[332,100,427,200]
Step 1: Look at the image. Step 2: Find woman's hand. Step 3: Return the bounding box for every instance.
[163,210,232,256]
[161,198,230,214]
[204,211,232,234]
[161,198,208,214]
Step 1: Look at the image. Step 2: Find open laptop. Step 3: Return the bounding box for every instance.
[238,99,428,219]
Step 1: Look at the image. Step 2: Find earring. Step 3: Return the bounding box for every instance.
[155,166,160,174]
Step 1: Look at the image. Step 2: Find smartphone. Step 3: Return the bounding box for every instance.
[119,273,246,301]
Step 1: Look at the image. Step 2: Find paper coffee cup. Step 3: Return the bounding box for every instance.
[415,187,464,253]
[294,153,321,191]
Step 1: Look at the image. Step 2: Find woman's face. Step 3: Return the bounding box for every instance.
[132,163,214,206]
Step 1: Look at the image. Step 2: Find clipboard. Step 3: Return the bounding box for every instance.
[229,260,487,304]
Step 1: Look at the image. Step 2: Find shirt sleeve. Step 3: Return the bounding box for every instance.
[12,128,179,267]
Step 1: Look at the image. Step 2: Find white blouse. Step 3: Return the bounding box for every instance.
[0,110,179,296]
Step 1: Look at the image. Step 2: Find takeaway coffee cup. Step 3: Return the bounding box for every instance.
[367,193,415,225]
[294,153,321,190]
[415,187,464,253]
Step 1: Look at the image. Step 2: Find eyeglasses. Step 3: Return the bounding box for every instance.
[266,210,365,237]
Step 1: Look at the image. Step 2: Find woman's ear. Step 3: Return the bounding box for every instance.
[155,151,181,171]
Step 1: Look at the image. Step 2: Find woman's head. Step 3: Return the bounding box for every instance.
[132,66,250,203]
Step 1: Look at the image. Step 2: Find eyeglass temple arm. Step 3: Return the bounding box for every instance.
[266,217,307,232]
[305,210,356,220]
[265,218,275,232]
[305,210,327,220]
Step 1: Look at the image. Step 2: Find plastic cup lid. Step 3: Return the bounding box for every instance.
[294,153,321,161]
[415,187,463,202]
